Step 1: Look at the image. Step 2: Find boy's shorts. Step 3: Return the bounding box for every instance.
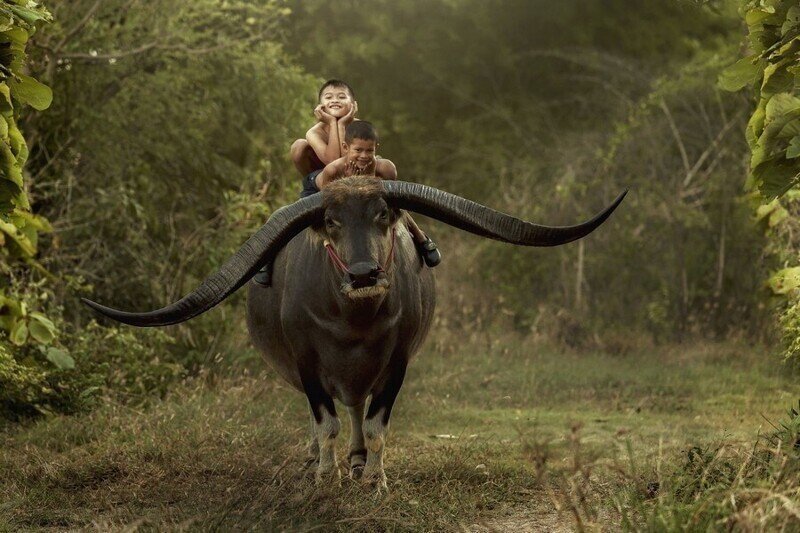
[300,169,323,199]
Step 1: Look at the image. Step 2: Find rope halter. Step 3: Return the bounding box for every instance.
[323,227,396,276]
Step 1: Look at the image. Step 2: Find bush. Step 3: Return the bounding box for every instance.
[0,315,181,421]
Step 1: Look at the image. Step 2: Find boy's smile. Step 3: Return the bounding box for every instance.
[320,86,353,118]
[344,138,377,172]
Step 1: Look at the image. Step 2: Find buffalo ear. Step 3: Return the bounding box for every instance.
[309,210,326,232]
[390,207,402,225]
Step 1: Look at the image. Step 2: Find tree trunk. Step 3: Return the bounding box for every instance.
[715,212,726,298]
[575,239,585,312]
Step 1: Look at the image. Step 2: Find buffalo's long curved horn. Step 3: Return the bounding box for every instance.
[383,181,626,246]
[81,194,325,327]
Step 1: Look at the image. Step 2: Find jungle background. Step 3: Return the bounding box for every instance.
[2,0,800,530]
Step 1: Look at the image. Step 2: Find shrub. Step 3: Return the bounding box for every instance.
[0,312,181,421]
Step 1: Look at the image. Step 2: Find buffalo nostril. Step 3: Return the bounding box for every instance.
[346,262,382,288]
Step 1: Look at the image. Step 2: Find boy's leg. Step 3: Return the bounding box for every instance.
[402,211,426,242]
[402,211,441,268]
[254,169,323,287]
[291,139,323,176]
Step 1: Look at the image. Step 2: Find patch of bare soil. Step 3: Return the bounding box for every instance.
[466,504,571,532]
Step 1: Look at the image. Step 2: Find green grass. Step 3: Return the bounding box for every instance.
[1,333,797,531]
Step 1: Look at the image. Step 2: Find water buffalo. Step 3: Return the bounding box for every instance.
[83,176,625,490]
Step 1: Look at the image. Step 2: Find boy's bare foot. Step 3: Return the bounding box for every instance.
[415,237,441,268]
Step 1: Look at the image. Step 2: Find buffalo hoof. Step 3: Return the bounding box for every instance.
[301,456,319,477]
[349,464,364,480]
[315,464,342,486]
[349,450,366,480]
[362,469,388,493]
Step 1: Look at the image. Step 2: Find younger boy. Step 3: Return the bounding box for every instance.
[302,121,440,269]
[253,121,440,286]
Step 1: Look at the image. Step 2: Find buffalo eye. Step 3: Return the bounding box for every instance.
[325,216,340,230]
[377,208,389,222]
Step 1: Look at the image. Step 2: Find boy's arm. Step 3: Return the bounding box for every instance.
[374,159,427,241]
[337,101,358,149]
[375,159,398,180]
[316,158,347,190]
[306,109,342,165]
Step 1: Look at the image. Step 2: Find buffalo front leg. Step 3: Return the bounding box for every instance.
[301,372,341,484]
[363,359,408,492]
[346,403,367,479]
[303,411,320,470]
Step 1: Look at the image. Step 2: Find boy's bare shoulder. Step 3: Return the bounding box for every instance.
[376,158,397,180]
[306,122,329,141]
[325,156,347,175]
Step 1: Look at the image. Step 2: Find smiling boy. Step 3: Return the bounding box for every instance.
[290,79,358,179]
[308,121,441,268]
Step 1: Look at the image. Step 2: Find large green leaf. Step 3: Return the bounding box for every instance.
[788,136,800,159]
[762,60,796,97]
[10,319,27,345]
[756,160,800,198]
[9,73,51,110]
[751,93,800,169]
[755,199,790,227]
[718,56,762,91]
[11,209,52,232]
[0,218,35,255]
[778,118,800,138]
[7,3,51,26]
[28,312,55,344]
[745,7,778,26]
[784,7,800,35]
[769,267,800,294]
[765,93,800,121]
[45,348,74,370]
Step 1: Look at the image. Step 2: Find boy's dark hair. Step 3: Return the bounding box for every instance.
[345,121,378,144]
[318,79,355,101]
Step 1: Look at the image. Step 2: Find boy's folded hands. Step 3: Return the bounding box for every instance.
[341,101,358,125]
[314,104,336,124]
[314,101,358,125]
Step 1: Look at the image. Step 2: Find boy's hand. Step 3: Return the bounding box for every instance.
[314,105,336,125]
[340,101,358,125]
[347,157,375,176]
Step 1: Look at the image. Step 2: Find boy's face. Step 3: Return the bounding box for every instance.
[343,138,377,171]
[319,85,354,118]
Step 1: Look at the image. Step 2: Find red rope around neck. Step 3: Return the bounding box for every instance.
[324,228,396,275]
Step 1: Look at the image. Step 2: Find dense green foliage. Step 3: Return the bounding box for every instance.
[1,0,317,417]
[0,0,62,418]
[720,0,800,198]
[0,0,51,214]
[721,0,800,362]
